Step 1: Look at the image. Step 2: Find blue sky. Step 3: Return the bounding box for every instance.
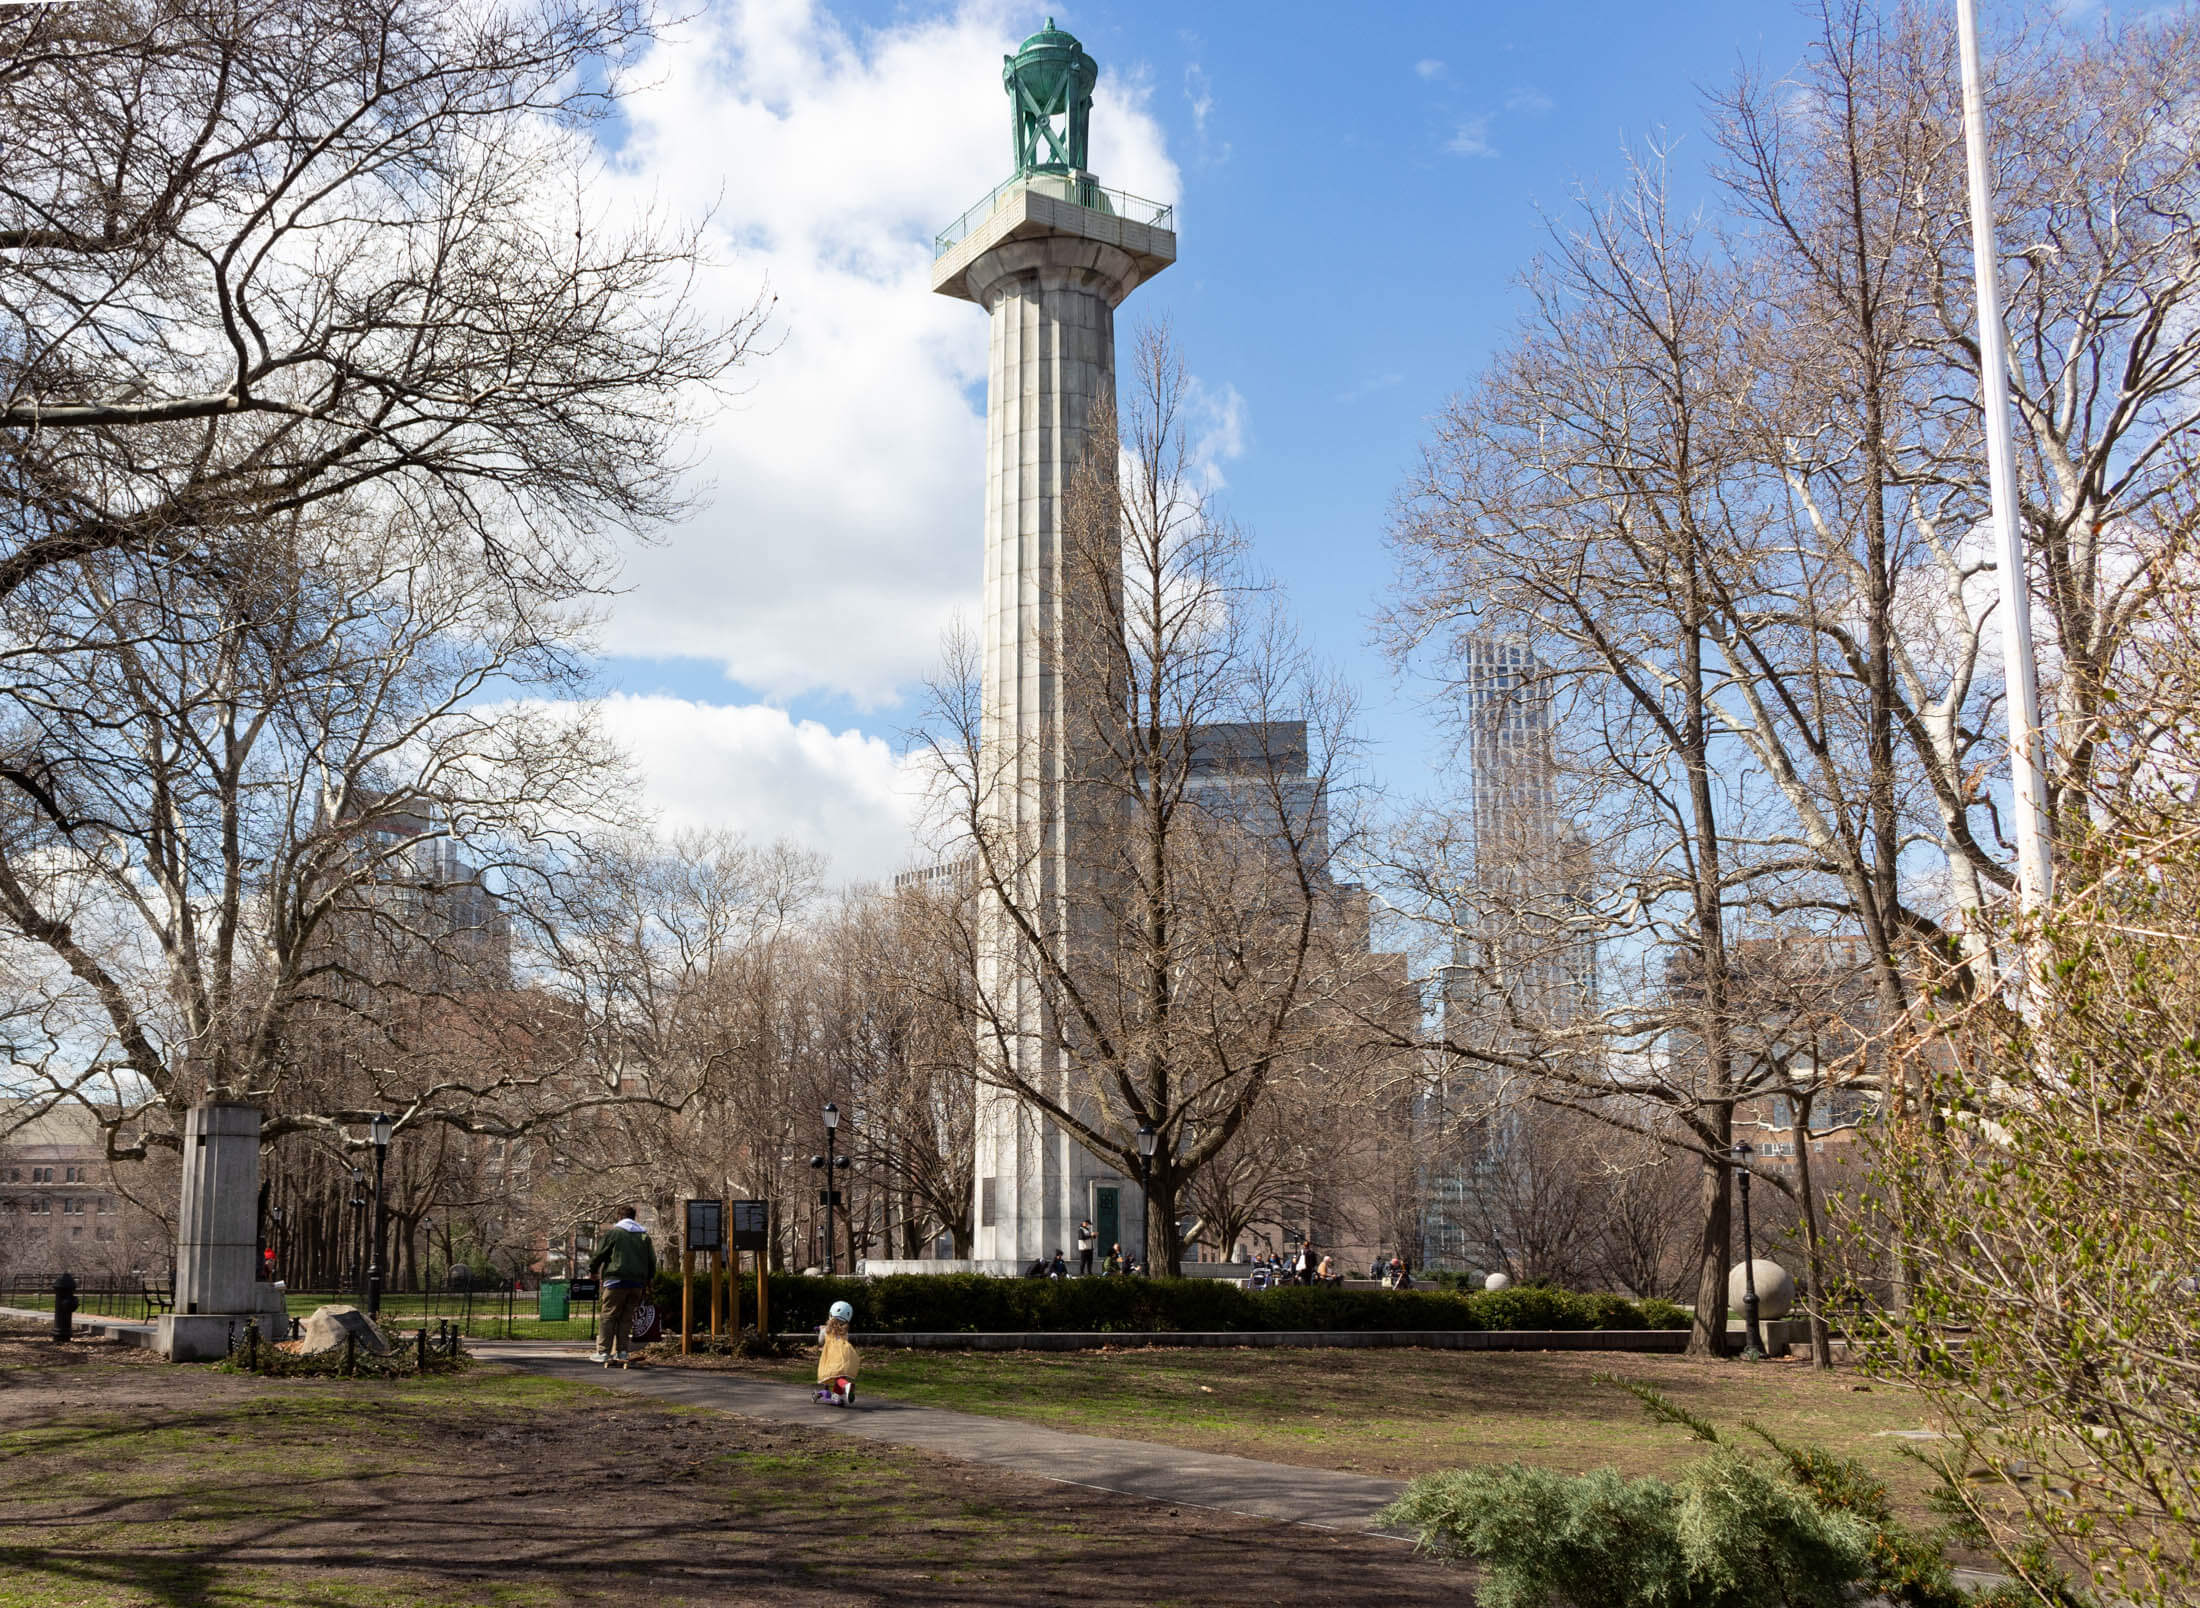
[584,0,1823,881]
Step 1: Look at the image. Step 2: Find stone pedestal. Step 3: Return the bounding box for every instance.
[932,179,1175,1268]
[159,1102,269,1360]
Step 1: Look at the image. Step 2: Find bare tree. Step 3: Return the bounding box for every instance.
[529,830,825,1247]
[1383,1,2200,1356]
[1385,153,1776,1352]
[0,494,654,1169]
[0,0,760,612]
[1868,483,2200,1604]
[816,882,975,1260]
[918,325,1380,1277]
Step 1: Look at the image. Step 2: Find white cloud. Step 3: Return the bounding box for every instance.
[1447,116,1496,158]
[1185,61,1214,136]
[1187,376,1249,489]
[1505,88,1555,115]
[1415,58,1447,80]
[593,694,925,884]
[596,2,1181,705]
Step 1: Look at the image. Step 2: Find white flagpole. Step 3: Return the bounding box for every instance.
[1956,0,2054,919]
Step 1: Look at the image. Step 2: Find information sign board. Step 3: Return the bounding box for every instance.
[730,1198,769,1252]
[684,1197,724,1252]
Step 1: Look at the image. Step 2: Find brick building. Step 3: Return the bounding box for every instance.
[0,1102,167,1283]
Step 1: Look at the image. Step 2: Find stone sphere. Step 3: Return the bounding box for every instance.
[1727,1259,1795,1319]
[1483,1272,1512,1293]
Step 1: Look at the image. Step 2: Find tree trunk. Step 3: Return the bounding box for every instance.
[1688,1146,1732,1357]
[1147,1162,1183,1277]
[1680,577,1737,1360]
[1789,1099,1835,1370]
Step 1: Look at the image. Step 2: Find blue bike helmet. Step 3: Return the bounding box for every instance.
[828,1300,854,1323]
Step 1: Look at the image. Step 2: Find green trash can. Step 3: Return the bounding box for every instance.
[537,1279,569,1322]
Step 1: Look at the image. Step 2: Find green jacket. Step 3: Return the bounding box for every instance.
[589,1221,657,1287]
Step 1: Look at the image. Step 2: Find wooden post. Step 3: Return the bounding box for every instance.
[709,1244,724,1341]
[680,1206,694,1357]
[757,1204,770,1341]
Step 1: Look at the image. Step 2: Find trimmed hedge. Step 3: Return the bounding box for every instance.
[649,1270,1689,1336]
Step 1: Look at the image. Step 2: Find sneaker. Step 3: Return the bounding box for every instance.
[588,1351,610,1363]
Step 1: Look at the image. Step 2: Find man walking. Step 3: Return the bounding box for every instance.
[1076,1218,1095,1277]
[588,1207,657,1366]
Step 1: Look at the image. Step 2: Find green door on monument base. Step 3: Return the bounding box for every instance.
[1094,1187,1119,1258]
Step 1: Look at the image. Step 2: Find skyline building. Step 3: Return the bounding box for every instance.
[1426,632,1599,1271]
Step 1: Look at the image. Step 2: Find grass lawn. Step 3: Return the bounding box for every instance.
[0,1321,1461,1607]
[4,1287,601,1342]
[657,1344,1952,1522]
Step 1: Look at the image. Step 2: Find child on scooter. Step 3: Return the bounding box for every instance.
[814,1300,860,1406]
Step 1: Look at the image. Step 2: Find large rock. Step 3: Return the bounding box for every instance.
[1727,1259,1796,1319]
[298,1304,391,1356]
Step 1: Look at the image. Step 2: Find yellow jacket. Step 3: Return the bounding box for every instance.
[817,1327,861,1383]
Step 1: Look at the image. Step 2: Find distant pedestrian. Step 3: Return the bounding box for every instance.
[588,1207,656,1366]
[1048,1249,1068,1278]
[1369,1255,1386,1281]
[1295,1243,1317,1285]
[1076,1219,1095,1276]
[1024,1255,1049,1278]
[1105,1243,1124,1276]
[1317,1253,1335,1284]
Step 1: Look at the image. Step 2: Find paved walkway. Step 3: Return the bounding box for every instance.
[473,1342,1408,1534]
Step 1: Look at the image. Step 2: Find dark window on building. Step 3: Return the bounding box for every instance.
[979,1177,997,1229]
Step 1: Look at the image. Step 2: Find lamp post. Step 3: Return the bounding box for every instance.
[367,1114,392,1319]
[1136,1124,1157,1275]
[349,1168,367,1301]
[816,1102,846,1274]
[1732,1142,1766,1362]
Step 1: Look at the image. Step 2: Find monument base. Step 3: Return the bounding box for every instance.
[157,1286,292,1360]
[157,1314,249,1361]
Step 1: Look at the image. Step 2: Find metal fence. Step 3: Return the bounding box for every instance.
[1,1276,162,1320]
[933,172,1175,259]
[3,1277,553,1339]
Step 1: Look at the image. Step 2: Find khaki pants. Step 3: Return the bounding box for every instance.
[601,1285,644,1354]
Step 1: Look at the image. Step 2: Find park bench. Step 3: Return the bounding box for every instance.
[140,1282,174,1321]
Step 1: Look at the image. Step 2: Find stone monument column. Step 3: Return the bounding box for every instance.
[159,1102,285,1359]
[931,23,1174,1268]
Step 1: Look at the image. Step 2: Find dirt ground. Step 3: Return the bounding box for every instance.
[0,1323,1466,1608]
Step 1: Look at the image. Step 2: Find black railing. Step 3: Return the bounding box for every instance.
[0,1276,168,1320]
[6,1276,544,1339]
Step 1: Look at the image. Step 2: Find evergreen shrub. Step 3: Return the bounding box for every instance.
[647,1271,1692,1335]
[1383,1454,1880,1608]
[1382,1379,2004,1608]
